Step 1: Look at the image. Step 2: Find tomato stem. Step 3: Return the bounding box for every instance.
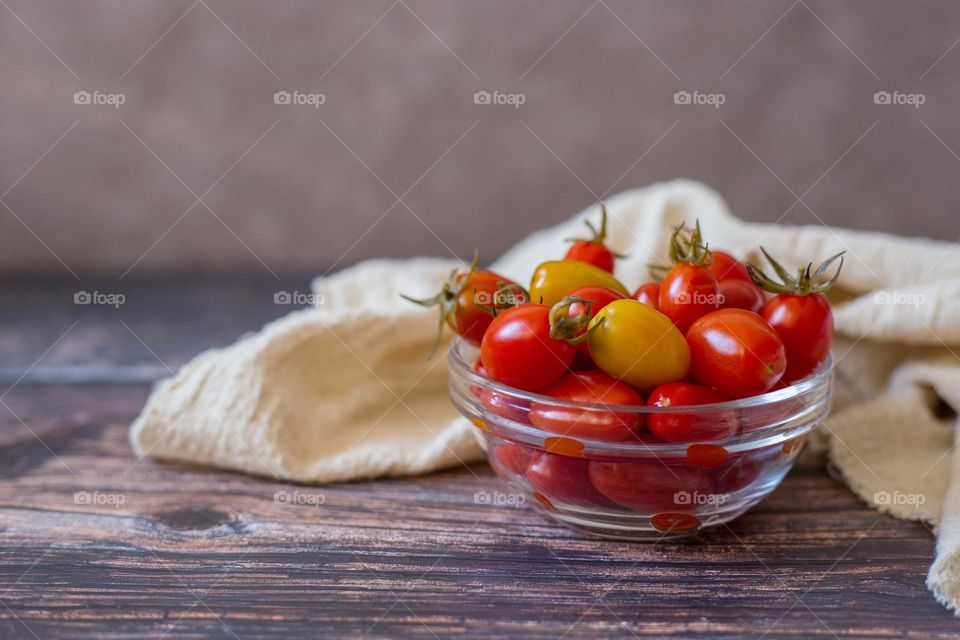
[548,296,596,344]
[400,251,480,358]
[747,247,845,295]
[668,220,712,267]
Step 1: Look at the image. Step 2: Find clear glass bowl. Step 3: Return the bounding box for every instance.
[448,338,833,540]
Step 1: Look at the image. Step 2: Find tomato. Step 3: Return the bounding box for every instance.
[480,304,575,391]
[402,261,520,347]
[491,441,535,477]
[564,204,619,272]
[527,452,610,507]
[632,282,660,309]
[563,286,626,356]
[686,309,787,397]
[746,248,843,383]
[658,223,721,333]
[659,263,721,333]
[588,460,711,512]
[586,299,690,391]
[763,293,832,383]
[530,370,644,441]
[707,250,752,283]
[710,455,760,494]
[718,278,766,313]
[646,382,738,443]
[473,361,529,423]
[565,242,614,273]
[529,261,628,308]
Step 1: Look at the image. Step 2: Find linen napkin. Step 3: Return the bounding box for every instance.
[130,179,960,612]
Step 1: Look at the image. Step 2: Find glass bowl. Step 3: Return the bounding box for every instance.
[448,338,833,540]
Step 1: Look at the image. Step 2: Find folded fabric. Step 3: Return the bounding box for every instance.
[130,179,960,612]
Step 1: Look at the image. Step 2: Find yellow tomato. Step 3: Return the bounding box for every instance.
[587,299,690,391]
[529,261,629,308]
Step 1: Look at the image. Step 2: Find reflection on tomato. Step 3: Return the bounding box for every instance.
[473,361,529,423]
[588,460,711,511]
[530,370,645,441]
[710,455,761,494]
[646,382,737,443]
[526,452,610,507]
[491,441,535,477]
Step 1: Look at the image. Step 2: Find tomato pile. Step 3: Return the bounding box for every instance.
[407,206,843,518]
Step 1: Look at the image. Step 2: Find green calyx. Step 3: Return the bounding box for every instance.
[747,247,845,296]
[566,203,628,258]
[400,252,479,357]
[668,220,712,267]
[474,281,530,317]
[548,296,601,345]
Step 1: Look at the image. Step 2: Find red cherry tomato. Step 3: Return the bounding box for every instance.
[588,460,711,512]
[565,286,626,356]
[491,441,535,477]
[473,361,529,423]
[762,293,833,383]
[403,266,519,346]
[646,382,738,443]
[718,278,766,313]
[659,263,721,333]
[707,250,752,283]
[631,282,660,309]
[565,242,614,273]
[527,452,611,507]
[480,304,576,391]
[564,204,618,273]
[686,309,787,398]
[710,455,760,494]
[530,370,645,441]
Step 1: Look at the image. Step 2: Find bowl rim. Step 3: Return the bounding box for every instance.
[448,336,833,414]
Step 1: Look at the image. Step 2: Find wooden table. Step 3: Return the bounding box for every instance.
[1,277,956,639]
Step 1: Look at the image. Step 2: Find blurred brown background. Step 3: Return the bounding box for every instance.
[0,0,956,279]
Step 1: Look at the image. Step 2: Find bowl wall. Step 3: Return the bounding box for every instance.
[448,339,832,540]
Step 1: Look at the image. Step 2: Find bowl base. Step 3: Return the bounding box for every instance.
[529,499,760,542]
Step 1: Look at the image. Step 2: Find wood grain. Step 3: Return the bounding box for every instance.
[0,279,956,639]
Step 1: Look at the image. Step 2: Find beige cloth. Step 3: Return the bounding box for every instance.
[130,179,960,612]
